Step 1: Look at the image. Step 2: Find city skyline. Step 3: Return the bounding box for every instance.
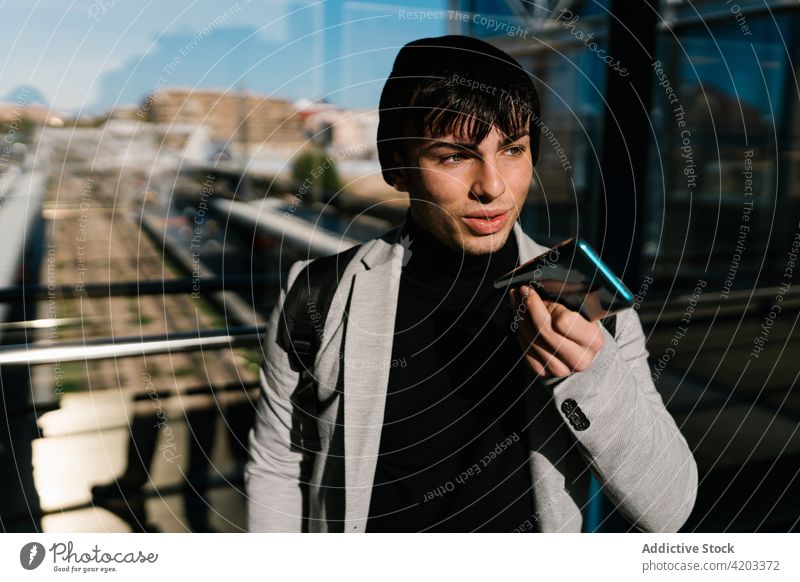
[0,0,446,115]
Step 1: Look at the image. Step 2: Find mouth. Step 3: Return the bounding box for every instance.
[461,210,510,235]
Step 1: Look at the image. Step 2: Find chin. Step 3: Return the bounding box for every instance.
[458,229,512,256]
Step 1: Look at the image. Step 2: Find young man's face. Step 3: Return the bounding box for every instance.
[392,123,533,256]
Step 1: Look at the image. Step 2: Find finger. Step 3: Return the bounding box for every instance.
[519,293,580,356]
[519,285,555,333]
[541,298,560,316]
[518,343,546,376]
[515,287,601,374]
[517,312,600,374]
[516,296,562,355]
[543,299,605,353]
[516,332,574,377]
[509,287,518,307]
[516,316,579,377]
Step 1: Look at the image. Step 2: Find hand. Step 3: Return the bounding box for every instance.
[509,284,605,378]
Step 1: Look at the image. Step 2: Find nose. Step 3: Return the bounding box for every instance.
[471,156,506,200]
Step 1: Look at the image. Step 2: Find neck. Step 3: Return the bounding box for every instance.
[399,208,519,289]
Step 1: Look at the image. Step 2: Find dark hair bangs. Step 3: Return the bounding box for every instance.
[377,36,543,185]
[405,76,533,147]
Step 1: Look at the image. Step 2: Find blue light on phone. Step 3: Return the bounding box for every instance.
[577,241,633,302]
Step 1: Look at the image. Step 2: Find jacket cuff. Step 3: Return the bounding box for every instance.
[539,323,621,431]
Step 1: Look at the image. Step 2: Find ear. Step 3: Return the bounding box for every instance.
[389,152,409,192]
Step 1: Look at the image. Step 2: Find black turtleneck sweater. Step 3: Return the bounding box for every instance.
[366,209,535,532]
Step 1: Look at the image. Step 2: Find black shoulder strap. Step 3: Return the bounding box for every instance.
[275,244,362,453]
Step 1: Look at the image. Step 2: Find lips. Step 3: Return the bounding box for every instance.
[463,209,510,219]
[461,209,510,235]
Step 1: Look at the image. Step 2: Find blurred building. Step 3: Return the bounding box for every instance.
[0,102,62,127]
[295,100,379,160]
[143,87,307,157]
[106,105,142,121]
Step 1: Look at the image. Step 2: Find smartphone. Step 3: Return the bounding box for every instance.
[493,237,634,321]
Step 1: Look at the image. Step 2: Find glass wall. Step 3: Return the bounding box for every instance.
[451,0,612,245]
[647,4,794,287]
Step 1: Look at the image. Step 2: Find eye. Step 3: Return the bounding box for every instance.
[505,145,526,156]
[440,152,467,165]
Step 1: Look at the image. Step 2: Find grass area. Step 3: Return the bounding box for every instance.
[194,296,227,328]
[127,298,154,326]
[236,348,263,376]
[173,366,195,378]
[54,362,87,394]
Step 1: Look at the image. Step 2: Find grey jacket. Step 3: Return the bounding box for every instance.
[245,219,698,533]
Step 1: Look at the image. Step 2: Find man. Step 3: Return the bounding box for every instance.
[245,35,697,533]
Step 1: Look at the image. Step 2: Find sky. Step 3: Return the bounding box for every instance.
[0,0,449,115]
[0,0,779,121]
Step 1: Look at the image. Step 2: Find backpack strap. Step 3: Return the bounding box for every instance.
[275,244,363,453]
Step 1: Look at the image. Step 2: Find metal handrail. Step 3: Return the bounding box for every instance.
[0,274,282,302]
[0,325,266,365]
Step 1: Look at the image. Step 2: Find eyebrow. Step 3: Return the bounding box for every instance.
[421,130,530,156]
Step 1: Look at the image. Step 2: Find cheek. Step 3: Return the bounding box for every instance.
[419,167,471,205]
[507,161,533,191]
[507,169,533,208]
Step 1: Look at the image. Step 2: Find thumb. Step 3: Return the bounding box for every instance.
[542,298,564,315]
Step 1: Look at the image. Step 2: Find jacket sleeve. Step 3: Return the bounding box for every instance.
[245,258,311,532]
[541,307,698,532]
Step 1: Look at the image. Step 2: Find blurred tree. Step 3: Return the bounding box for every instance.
[291,146,342,206]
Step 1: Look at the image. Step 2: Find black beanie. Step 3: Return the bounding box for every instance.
[377,34,541,186]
